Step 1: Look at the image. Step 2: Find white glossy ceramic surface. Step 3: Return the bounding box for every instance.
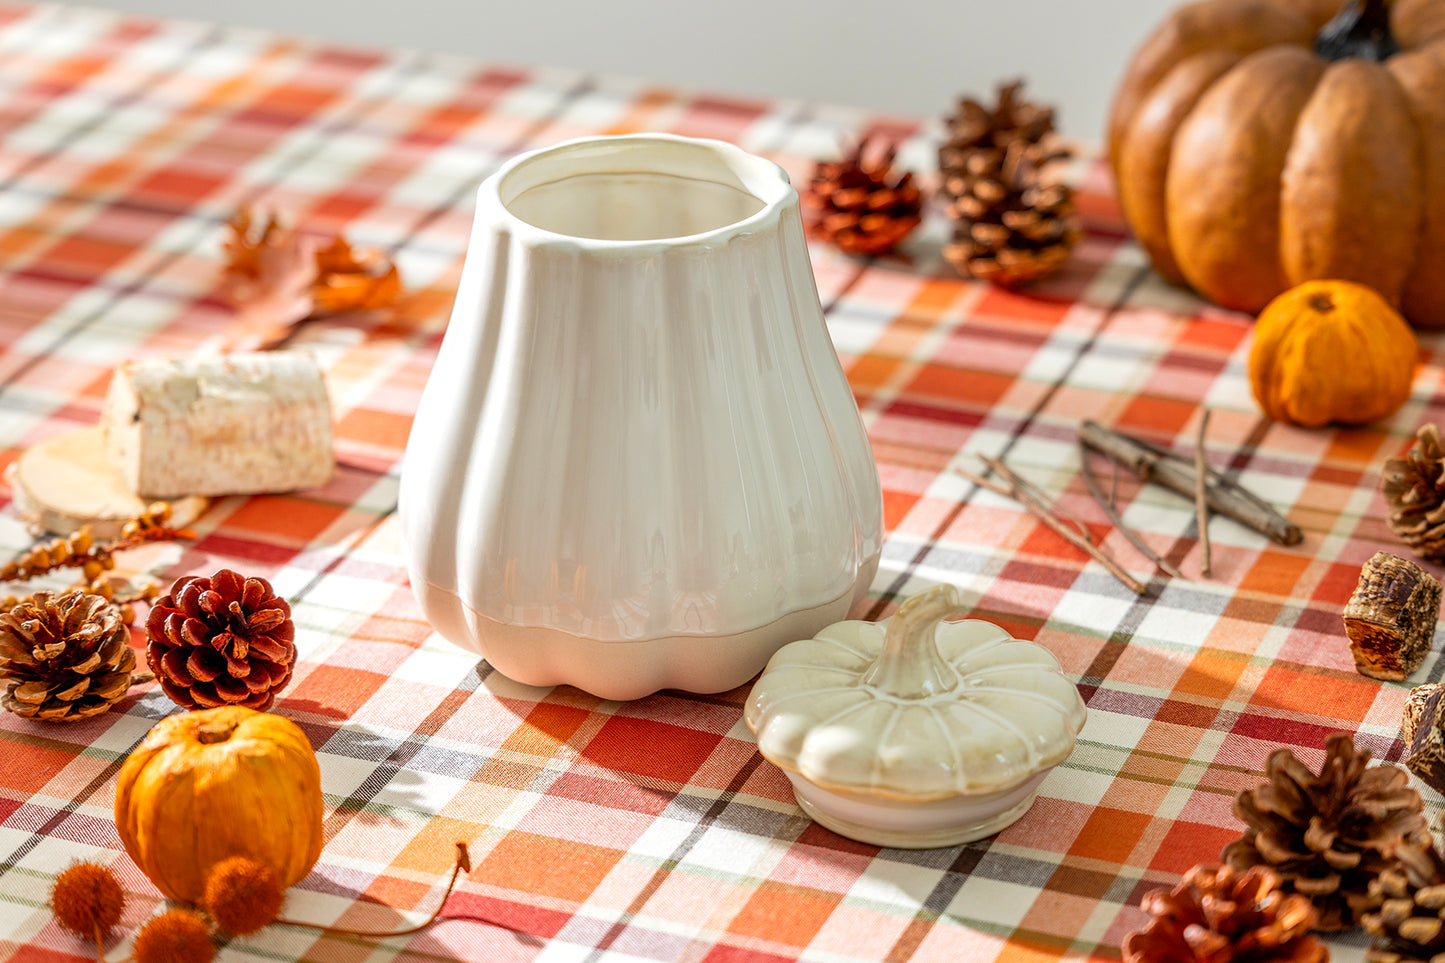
[745,585,1087,847]
[399,134,883,700]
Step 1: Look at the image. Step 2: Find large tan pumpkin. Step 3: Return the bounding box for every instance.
[1109,0,1445,325]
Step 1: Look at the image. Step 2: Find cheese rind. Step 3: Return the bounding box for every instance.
[102,351,333,498]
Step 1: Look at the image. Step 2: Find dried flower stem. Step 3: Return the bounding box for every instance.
[276,843,470,939]
[957,457,1146,595]
[1194,409,1212,576]
[1077,441,1184,580]
[2,521,193,585]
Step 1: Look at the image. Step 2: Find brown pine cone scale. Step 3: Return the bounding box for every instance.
[0,590,137,722]
[146,569,295,711]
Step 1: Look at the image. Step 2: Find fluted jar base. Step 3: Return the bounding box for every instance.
[416,555,878,701]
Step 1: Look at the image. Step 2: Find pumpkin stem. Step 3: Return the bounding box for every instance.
[1315,0,1400,62]
[274,842,470,939]
[858,584,961,699]
[195,723,231,744]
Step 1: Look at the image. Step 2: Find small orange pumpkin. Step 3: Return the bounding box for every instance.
[114,706,323,904]
[1248,279,1417,427]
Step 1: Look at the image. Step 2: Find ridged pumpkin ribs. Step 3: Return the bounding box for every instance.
[1108,0,1445,326]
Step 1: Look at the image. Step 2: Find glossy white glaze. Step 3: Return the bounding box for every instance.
[746,585,1087,846]
[399,134,883,699]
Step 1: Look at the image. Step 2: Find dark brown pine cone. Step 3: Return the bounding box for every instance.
[1363,842,1445,963]
[145,569,295,711]
[938,79,1059,198]
[1122,863,1327,963]
[1223,733,1430,930]
[937,80,1078,287]
[1383,425,1445,563]
[802,136,922,256]
[0,590,138,722]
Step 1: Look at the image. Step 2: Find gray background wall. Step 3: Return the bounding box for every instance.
[68,1,1180,141]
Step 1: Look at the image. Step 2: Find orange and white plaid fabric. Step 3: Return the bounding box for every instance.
[0,4,1435,961]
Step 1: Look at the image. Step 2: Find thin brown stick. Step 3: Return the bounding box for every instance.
[960,461,1091,545]
[92,922,104,963]
[276,843,470,939]
[1194,409,1212,576]
[1077,441,1184,580]
[999,461,1093,543]
[1079,420,1302,546]
[958,467,1014,500]
[962,458,1147,595]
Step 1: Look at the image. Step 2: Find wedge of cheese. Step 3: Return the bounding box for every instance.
[102,351,333,498]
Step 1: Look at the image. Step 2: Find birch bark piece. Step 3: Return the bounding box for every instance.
[1404,683,1442,747]
[4,426,208,538]
[1342,552,1442,682]
[102,350,333,498]
[1405,683,1445,794]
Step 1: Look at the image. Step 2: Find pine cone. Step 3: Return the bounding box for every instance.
[1363,842,1445,962]
[938,79,1058,188]
[0,591,138,722]
[802,136,922,256]
[937,81,1078,287]
[1122,863,1327,963]
[1383,425,1445,563]
[1222,733,1429,930]
[145,569,295,711]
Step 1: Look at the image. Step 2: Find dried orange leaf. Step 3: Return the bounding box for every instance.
[218,219,318,350]
[312,263,401,314]
[218,208,404,347]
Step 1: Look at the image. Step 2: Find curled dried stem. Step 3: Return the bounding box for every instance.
[275,843,471,939]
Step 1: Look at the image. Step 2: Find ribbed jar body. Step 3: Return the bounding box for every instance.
[399,134,882,699]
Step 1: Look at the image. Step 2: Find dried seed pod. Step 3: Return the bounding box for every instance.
[51,861,125,939]
[1344,552,1442,681]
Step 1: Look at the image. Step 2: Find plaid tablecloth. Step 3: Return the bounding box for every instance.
[0,3,1435,961]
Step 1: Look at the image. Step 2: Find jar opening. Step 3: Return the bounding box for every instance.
[497,136,780,242]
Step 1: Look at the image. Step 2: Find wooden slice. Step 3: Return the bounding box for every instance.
[4,426,208,538]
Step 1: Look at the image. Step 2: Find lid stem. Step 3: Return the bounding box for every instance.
[859,584,962,699]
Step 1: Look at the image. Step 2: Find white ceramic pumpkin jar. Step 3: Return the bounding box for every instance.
[400,134,883,700]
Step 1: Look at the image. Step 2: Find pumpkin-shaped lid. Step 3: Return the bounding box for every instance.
[745,584,1086,801]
